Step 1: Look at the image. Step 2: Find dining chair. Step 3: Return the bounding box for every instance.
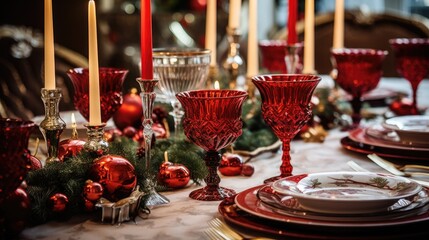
[0,25,88,120]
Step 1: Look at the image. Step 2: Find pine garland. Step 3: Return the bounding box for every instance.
[25,137,207,224]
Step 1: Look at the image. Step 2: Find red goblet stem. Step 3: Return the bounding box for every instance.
[204,150,221,189]
[350,97,363,126]
[411,83,419,114]
[280,140,293,178]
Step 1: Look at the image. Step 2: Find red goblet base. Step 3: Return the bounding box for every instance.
[189,186,236,201]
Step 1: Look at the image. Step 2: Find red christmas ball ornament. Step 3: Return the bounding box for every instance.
[83,180,104,202]
[113,88,143,131]
[189,0,207,12]
[0,187,30,237]
[89,154,137,202]
[153,122,167,139]
[158,152,191,189]
[49,193,69,213]
[389,97,416,116]
[219,153,243,176]
[241,163,255,177]
[58,138,85,161]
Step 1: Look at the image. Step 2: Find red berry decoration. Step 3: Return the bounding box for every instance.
[49,193,69,213]
[89,154,137,202]
[123,126,137,138]
[83,180,104,202]
[158,152,191,189]
[241,163,255,177]
[218,153,243,176]
[83,198,95,212]
[113,88,143,130]
[0,187,30,237]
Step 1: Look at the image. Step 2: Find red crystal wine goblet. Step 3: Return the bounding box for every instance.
[176,90,247,201]
[331,48,387,127]
[252,74,320,183]
[389,38,429,114]
[67,67,128,123]
[0,118,35,204]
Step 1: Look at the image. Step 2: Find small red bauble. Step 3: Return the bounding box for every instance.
[123,126,138,138]
[218,153,243,176]
[113,88,143,130]
[83,198,95,212]
[389,98,416,116]
[241,163,255,177]
[0,187,30,237]
[158,161,191,189]
[57,138,85,161]
[49,193,69,213]
[83,180,104,202]
[153,123,167,139]
[89,154,137,202]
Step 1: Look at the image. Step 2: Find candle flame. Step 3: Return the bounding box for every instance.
[164,151,169,163]
[214,80,220,90]
[71,113,78,139]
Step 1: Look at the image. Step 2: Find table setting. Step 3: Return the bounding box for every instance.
[2,0,429,239]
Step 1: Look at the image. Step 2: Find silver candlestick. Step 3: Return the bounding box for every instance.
[285,43,304,74]
[39,88,66,164]
[136,78,169,207]
[222,27,245,90]
[84,123,109,156]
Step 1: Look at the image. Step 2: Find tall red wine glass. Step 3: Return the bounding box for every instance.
[252,74,320,183]
[176,90,247,201]
[390,38,429,114]
[331,48,387,127]
[0,118,35,204]
[67,67,128,123]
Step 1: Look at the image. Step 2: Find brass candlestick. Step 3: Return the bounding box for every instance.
[84,123,108,156]
[39,88,66,164]
[222,27,245,90]
[136,78,170,207]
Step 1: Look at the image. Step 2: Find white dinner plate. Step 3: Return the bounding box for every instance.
[383,115,429,146]
[271,172,422,214]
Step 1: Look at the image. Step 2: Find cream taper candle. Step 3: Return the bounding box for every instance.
[228,0,241,29]
[303,0,315,74]
[205,0,217,66]
[247,0,258,76]
[44,0,55,89]
[333,0,344,49]
[88,0,101,126]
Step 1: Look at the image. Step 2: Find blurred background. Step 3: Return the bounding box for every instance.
[1,0,429,119]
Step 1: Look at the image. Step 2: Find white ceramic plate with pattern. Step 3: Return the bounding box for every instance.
[271,172,422,214]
